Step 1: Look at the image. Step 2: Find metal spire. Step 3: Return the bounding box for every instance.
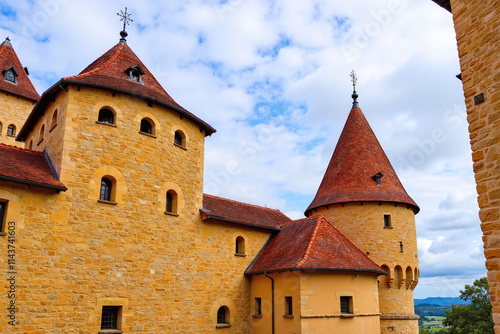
[117,7,133,43]
[350,70,359,108]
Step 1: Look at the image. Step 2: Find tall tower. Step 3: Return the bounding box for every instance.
[0,37,39,147]
[305,87,420,333]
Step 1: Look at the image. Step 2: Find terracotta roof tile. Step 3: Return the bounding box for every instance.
[306,107,419,216]
[201,194,291,230]
[0,38,39,101]
[18,41,215,141]
[245,215,385,275]
[0,143,66,191]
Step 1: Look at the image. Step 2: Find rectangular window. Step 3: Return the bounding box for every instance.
[340,296,352,314]
[100,306,121,330]
[284,296,293,316]
[0,201,6,233]
[384,214,391,228]
[254,298,262,316]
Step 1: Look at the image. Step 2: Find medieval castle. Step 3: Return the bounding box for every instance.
[0,20,420,334]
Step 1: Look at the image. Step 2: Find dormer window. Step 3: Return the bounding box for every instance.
[3,66,18,84]
[125,64,144,83]
[372,172,383,186]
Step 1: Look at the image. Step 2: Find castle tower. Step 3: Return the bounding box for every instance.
[0,37,39,147]
[305,92,420,333]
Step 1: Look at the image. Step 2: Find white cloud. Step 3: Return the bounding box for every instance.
[0,0,485,298]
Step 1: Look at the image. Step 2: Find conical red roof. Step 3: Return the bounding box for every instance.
[0,38,39,101]
[245,215,385,275]
[305,107,419,216]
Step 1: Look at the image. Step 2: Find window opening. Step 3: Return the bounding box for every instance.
[140,119,152,134]
[0,201,6,232]
[98,108,114,124]
[7,124,15,136]
[174,131,184,146]
[100,306,120,330]
[217,306,228,324]
[400,241,404,253]
[100,178,112,201]
[340,296,352,314]
[166,190,177,214]
[254,298,262,316]
[372,172,383,186]
[38,124,45,143]
[235,236,245,255]
[50,110,58,129]
[384,214,391,228]
[125,64,145,83]
[284,296,293,316]
[3,67,17,84]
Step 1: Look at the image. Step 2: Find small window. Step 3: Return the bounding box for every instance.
[140,118,153,135]
[254,298,262,316]
[384,214,391,228]
[125,64,145,83]
[7,124,15,136]
[400,241,404,253]
[100,178,113,201]
[235,236,245,255]
[3,67,18,84]
[50,110,58,130]
[100,306,121,330]
[284,296,293,316]
[340,296,352,314]
[98,108,115,124]
[166,190,178,214]
[0,201,6,233]
[217,306,229,325]
[174,130,185,147]
[38,124,45,143]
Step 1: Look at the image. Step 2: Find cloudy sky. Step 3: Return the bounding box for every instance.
[0,0,486,299]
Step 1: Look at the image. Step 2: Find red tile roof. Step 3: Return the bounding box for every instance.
[0,38,39,101]
[306,107,419,216]
[201,194,291,230]
[245,215,385,275]
[0,143,67,191]
[18,41,215,141]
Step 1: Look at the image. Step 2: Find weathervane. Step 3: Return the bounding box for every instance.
[350,70,359,108]
[117,7,133,43]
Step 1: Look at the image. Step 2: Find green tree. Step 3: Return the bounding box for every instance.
[443,277,494,334]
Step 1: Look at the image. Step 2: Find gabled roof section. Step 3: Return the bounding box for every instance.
[0,143,67,192]
[18,41,215,141]
[201,194,291,231]
[245,215,385,275]
[306,107,419,216]
[0,37,39,101]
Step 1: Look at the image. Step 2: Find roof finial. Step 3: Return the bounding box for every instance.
[350,70,359,108]
[117,7,133,43]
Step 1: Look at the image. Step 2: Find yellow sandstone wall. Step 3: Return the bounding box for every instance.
[447,0,500,331]
[0,92,36,147]
[250,271,381,334]
[312,202,419,333]
[0,85,274,333]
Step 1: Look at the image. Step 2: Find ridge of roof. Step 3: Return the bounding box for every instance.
[203,193,286,214]
[305,107,419,216]
[0,38,40,101]
[296,218,321,267]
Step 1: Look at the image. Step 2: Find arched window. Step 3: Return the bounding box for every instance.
[7,124,15,136]
[394,265,403,289]
[174,130,185,147]
[140,118,153,135]
[406,266,413,289]
[166,190,178,214]
[98,108,115,124]
[217,306,229,325]
[235,236,245,255]
[38,124,45,143]
[100,178,113,201]
[380,265,390,288]
[50,109,58,129]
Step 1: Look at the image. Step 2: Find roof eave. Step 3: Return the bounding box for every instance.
[0,174,67,192]
[305,200,420,217]
[431,0,452,12]
[245,267,387,276]
[0,86,39,103]
[200,210,281,231]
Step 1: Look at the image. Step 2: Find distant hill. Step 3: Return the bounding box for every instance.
[414,297,469,306]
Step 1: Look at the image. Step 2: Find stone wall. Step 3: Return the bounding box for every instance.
[448,0,500,331]
[0,92,35,147]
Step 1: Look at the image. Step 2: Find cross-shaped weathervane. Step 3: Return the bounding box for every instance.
[117,7,133,32]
